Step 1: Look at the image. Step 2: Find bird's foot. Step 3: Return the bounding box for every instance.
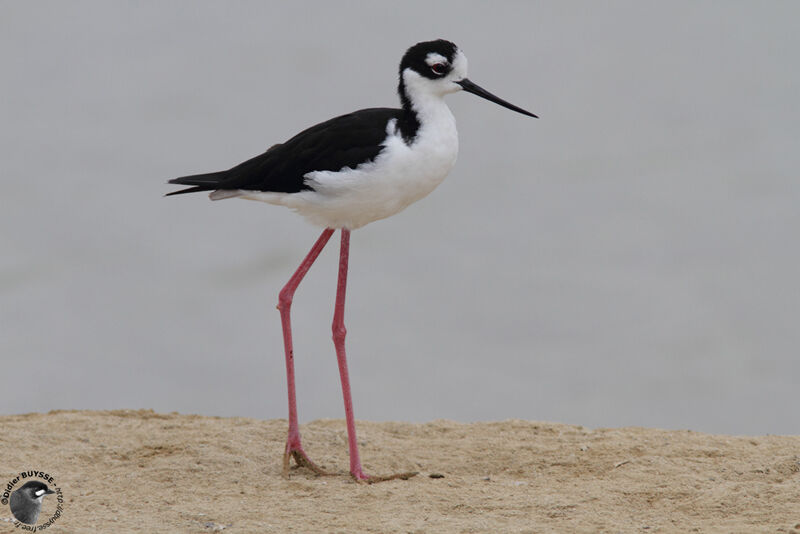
[352,470,419,484]
[283,438,417,482]
[283,446,335,478]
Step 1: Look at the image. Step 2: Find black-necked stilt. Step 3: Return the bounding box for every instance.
[10,481,55,525]
[168,39,536,482]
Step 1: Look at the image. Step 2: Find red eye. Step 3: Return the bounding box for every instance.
[431,63,447,75]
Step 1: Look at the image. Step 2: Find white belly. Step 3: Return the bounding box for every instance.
[240,114,459,229]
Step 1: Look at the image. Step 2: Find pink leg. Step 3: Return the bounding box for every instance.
[278,227,416,482]
[332,229,417,483]
[331,228,367,479]
[279,228,335,476]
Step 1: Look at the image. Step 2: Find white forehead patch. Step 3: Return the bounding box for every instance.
[35,489,46,497]
[451,50,468,78]
[425,52,448,66]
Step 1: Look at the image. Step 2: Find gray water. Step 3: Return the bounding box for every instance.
[2,2,798,435]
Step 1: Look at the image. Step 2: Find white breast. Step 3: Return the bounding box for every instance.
[241,107,459,229]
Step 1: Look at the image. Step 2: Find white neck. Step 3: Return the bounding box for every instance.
[401,70,457,139]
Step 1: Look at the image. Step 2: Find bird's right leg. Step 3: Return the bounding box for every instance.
[278,227,335,477]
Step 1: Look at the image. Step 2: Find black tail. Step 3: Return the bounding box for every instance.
[165,171,226,197]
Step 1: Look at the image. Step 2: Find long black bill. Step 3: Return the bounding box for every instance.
[456,78,538,118]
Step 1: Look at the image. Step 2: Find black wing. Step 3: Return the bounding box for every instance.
[167,107,402,196]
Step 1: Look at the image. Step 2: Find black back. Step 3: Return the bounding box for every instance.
[168,107,403,195]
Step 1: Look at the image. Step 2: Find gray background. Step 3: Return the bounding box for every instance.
[2,2,798,435]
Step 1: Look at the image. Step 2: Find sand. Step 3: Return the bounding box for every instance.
[0,410,798,533]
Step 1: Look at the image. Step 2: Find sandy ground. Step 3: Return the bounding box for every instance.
[0,410,798,533]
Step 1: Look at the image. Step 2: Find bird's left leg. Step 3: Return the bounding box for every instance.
[332,228,417,483]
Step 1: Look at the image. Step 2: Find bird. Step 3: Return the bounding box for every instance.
[10,481,55,525]
[167,39,536,482]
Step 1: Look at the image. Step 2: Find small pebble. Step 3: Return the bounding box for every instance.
[429,473,445,479]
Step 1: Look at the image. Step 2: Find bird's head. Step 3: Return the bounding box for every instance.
[398,39,537,118]
[17,481,55,502]
[399,39,467,97]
